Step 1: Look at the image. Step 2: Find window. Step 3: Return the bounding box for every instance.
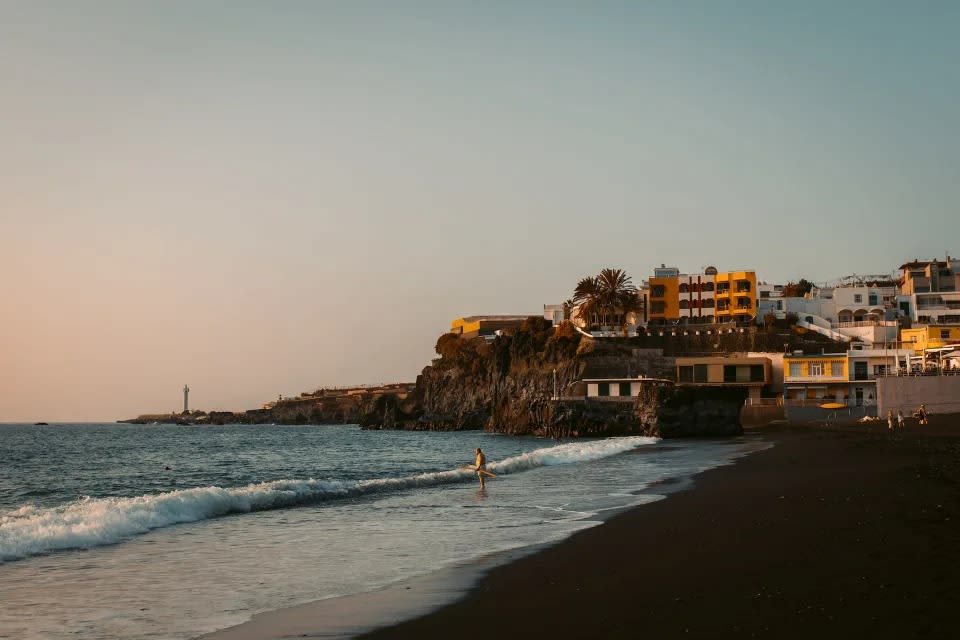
[809,362,824,376]
[619,382,632,396]
[679,299,689,309]
[868,294,878,306]
[693,364,708,383]
[723,366,737,383]
[831,362,843,377]
[679,283,688,293]
[651,285,666,298]
[942,330,951,339]
[597,383,610,396]
[789,363,801,377]
[651,301,665,314]
[678,366,693,382]
[702,282,714,292]
[854,294,863,303]
[750,365,765,382]
[874,365,888,376]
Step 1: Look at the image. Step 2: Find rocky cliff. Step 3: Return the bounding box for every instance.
[359,318,780,438]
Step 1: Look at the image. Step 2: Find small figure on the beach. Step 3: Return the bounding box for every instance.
[887,409,894,430]
[475,447,487,489]
[916,403,929,425]
[897,409,905,429]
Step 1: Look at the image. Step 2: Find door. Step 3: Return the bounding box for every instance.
[855,388,864,406]
[854,361,868,381]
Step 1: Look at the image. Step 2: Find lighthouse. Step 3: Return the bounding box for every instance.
[183,385,190,414]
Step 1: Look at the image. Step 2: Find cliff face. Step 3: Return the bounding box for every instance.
[360,318,755,438]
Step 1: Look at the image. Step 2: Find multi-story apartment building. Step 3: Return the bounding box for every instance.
[896,256,960,324]
[648,265,756,325]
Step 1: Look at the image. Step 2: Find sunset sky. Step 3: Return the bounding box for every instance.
[3,1,959,421]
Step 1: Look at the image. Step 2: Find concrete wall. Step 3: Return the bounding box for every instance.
[749,351,784,392]
[877,376,960,415]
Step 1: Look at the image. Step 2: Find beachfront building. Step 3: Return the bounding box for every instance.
[783,347,912,407]
[584,377,671,400]
[896,256,960,324]
[783,353,850,404]
[648,265,756,326]
[675,356,772,400]
[450,315,532,339]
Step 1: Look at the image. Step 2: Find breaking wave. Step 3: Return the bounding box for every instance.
[0,436,656,563]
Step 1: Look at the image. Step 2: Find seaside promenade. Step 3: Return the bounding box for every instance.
[358,418,960,639]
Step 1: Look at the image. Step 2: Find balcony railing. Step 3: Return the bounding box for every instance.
[784,374,847,383]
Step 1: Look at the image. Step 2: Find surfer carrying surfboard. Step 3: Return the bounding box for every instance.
[475,447,487,488]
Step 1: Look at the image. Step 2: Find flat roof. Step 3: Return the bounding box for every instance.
[454,315,533,323]
[583,377,673,383]
[784,353,847,358]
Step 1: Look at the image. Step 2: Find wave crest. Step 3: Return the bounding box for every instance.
[0,436,656,563]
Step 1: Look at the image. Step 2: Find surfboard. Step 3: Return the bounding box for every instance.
[460,465,497,478]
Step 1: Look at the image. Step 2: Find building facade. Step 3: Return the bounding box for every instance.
[675,356,772,400]
[450,315,532,339]
[783,348,912,408]
[900,325,960,355]
[649,266,756,325]
[896,256,960,324]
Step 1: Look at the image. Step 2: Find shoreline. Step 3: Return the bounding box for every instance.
[200,418,960,639]
[199,436,770,640]
[361,417,960,639]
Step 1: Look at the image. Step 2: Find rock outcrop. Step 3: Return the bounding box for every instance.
[360,318,759,438]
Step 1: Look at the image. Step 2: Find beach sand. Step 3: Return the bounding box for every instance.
[209,416,960,639]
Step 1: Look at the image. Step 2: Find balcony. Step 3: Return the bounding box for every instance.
[784,374,847,383]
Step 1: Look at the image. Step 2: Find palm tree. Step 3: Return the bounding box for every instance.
[571,268,639,331]
[572,276,601,328]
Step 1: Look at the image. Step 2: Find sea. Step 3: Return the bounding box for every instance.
[0,423,768,639]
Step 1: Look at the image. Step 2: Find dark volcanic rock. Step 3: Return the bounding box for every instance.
[361,318,756,438]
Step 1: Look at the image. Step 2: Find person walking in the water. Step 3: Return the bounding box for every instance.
[475,447,487,489]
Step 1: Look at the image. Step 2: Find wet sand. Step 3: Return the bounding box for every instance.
[360,417,960,639]
[206,417,960,639]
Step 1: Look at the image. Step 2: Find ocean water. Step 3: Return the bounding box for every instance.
[0,423,766,639]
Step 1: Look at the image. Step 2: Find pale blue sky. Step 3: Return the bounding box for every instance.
[2,1,958,420]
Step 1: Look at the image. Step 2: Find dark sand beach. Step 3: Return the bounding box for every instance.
[358,417,960,640]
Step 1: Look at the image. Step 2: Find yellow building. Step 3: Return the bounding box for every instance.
[782,353,850,402]
[714,271,758,323]
[900,325,960,355]
[450,315,532,339]
[648,266,757,325]
[675,356,772,399]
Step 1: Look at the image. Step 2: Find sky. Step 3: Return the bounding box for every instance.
[2,1,958,421]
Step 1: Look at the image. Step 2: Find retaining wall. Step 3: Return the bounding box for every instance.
[876,376,960,415]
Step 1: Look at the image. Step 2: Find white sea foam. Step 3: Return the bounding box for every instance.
[0,436,657,563]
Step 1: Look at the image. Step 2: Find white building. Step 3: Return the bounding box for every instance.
[758,284,898,346]
[543,303,566,326]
